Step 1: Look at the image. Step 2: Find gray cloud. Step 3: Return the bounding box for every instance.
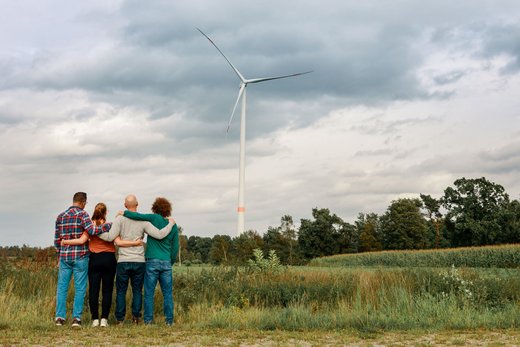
[433,70,468,85]
[351,115,440,136]
[481,24,520,74]
[410,141,520,177]
[430,21,520,76]
[1,0,520,246]
[2,0,511,147]
[0,1,447,128]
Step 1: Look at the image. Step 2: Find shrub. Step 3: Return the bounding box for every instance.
[247,249,284,274]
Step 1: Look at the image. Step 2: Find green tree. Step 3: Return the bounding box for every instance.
[442,177,510,246]
[337,222,359,253]
[209,234,232,264]
[359,224,378,252]
[280,215,300,264]
[187,236,213,263]
[298,208,344,260]
[420,194,448,248]
[178,229,188,265]
[381,198,429,250]
[232,230,264,264]
[355,213,381,252]
[263,215,302,265]
[497,199,520,243]
[263,227,288,262]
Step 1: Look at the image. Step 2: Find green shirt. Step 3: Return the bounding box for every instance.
[123,211,179,264]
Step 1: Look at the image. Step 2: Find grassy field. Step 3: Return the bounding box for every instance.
[2,246,520,345]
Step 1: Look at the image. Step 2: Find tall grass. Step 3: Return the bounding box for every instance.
[183,296,520,331]
[0,260,56,327]
[309,244,520,268]
[2,260,520,331]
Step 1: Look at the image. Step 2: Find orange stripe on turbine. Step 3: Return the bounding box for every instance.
[237,207,245,212]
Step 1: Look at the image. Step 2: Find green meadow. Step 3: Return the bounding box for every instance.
[1,246,520,345]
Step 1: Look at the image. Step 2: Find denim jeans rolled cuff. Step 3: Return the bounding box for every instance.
[143,258,173,324]
[115,262,146,321]
[55,255,89,320]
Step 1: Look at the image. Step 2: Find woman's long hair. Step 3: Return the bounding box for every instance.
[92,202,107,226]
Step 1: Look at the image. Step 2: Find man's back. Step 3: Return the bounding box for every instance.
[122,211,179,263]
[109,216,147,263]
[55,206,91,261]
[99,215,174,263]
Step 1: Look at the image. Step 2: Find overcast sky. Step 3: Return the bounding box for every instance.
[1,0,520,246]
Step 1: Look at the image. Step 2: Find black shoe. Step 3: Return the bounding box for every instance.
[71,318,81,327]
[132,316,139,325]
[55,318,65,326]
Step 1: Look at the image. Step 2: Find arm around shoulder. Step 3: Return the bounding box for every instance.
[114,236,143,247]
[144,219,175,240]
[97,218,121,242]
[124,210,155,222]
[61,231,89,246]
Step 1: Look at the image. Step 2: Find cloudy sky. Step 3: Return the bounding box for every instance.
[1,0,520,246]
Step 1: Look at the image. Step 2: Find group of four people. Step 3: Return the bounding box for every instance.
[54,192,179,327]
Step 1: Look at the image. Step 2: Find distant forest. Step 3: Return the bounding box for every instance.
[2,177,519,265]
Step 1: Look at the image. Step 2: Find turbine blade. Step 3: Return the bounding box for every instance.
[197,28,246,83]
[227,84,246,134]
[247,70,313,84]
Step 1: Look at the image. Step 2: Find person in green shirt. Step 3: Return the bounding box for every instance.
[122,197,179,325]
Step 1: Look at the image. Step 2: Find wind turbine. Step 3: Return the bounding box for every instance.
[197,28,311,236]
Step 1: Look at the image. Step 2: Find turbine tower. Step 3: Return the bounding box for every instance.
[198,28,311,236]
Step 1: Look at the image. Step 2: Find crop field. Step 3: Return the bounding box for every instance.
[309,244,520,268]
[1,246,520,346]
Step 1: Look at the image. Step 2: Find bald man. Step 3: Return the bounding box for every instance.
[97,195,175,325]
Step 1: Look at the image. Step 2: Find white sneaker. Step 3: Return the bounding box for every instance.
[100,318,108,327]
[92,319,100,327]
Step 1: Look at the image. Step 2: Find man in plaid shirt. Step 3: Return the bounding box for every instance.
[54,192,111,327]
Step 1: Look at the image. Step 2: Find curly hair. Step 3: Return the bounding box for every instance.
[151,197,172,218]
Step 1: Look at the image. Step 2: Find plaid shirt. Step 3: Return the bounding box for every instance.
[54,206,112,261]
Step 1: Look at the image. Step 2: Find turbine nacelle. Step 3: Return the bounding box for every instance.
[197,28,312,133]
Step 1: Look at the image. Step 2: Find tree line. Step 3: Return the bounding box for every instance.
[180,177,520,265]
[2,177,519,265]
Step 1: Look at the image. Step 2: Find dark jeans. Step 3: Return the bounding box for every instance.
[115,262,146,322]
[88,252,116,320]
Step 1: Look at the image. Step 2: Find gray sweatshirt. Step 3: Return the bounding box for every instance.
[98,215,174,263]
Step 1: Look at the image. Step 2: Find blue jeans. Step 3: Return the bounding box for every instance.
[143,259,173,324]
[115,262,145,321]
[55,255,89,320]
